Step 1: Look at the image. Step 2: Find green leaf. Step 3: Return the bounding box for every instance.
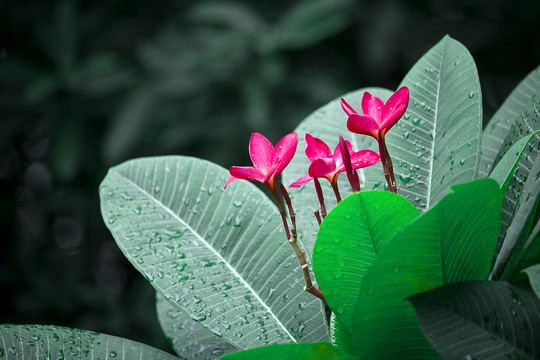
[188,2,265,35]
[351,178,503,359]
[219,342,356,360]
[490,90,540,280]
[156,292,237,359]
[0,324,178,359]
[408,281,540,360]
[282,87,393,261]
[386,35,482,211]
[505,219,540,284]
[489,131,540,193]
[480,65,540,178]
[100,156,328,350]
[313,191,419,331]
[329,313,354,357]
[524,263,540,300]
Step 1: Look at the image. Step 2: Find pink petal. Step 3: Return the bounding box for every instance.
[340,98,357,116]
[361,92,384,125]
[229,166,265,183]
[347,114,380,139]
[308,158,336,180]
[249,132,274,173]
[350,150,381,169]
[380,86,409,133]
[224,175,239,189]
[272,132,298,178]
[305,134,332,162]
[332,140,353,168]
[289,174,313,188]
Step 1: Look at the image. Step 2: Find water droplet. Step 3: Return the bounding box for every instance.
[154,186,161,194]
[344,214,352,220]
[412,117,421,125]
[109,351,118,358]
[400,175,411,183]
[460,160,465,165]
[468,91,475,98]
[233,200,243,207]
[333,272,344,279]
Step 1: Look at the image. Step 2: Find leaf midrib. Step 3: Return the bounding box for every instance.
[113,168,297,344]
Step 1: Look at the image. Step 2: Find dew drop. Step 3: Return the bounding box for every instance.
[468,91,475,98]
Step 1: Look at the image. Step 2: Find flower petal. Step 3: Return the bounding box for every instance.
[308,158,336,179]
[249,132,274,173]
[340,98,357,116]
[350,149,381,169]
[224,175,239,189]
[347,114,380,139]
[305,134,332,162]
[380,86,409,132]
[361,92,384,125]
[229,166,265,183]
[272,132,298,177]
[289,174,313,188]
[333,139,353,169]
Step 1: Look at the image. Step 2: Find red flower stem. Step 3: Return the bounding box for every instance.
[330,181,342,203]
[313,178,327,219]
[278,183,325,302]
[314,210,322,226]
[270,187,291,240]
[382,141,397,194]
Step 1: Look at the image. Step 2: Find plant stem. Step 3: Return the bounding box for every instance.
[314,210,322,226]
[313,178,327,219]
[378,140,396,193]
[382,141,397,194]
[330,181,342,203]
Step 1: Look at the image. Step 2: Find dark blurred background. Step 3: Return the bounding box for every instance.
[1,0,539,354]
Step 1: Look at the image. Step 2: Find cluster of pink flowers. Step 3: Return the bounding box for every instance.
[224,87,409,196]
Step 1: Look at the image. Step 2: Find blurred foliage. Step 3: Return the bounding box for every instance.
[0,0,539,354]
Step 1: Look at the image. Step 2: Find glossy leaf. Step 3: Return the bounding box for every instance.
[156,292,237,359]
[386,35,482,211]
[480,65,540,178]
[282,87,393,261]
[524,263,540,300]
[490,90,540,280]
[351,179,502,359]
[219,342,355,360]
[329,313,354,357]
[505,219,540,284]
[313,191,419,331]
[409,281,540,360]
[99,156,328,350]
[0,324,178,359]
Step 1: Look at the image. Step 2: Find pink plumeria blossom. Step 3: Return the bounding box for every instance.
[290,134,380,188]
[341,86,409,141]
[224,132,298,192]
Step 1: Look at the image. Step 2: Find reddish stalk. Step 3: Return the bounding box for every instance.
[313,178,327,219]
[382,141,397,194]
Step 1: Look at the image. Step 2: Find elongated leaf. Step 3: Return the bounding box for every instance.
[282,87,393,261]
[524,263,540,300]
[480,65,540,178]
[386,35,482,211]
[505,219,540,284]
[329,313,354,357]
[491,90,540,279]
[156,292,237,359]
[489,131,540,193]
[351,179,502,359]
[0,324,178,359]
[409,281,540,360]
[219,342,355,360]
[313,191,419,332]
[100,156,328,350]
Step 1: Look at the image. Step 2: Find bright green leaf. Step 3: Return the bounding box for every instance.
[329,313,354,357]
[313,191,419,332]
[386,35,482,211]
[219,342,356,360]
[351,179,502,359]
[480,65,540,178]
[524,263,540,300]
[0,324,179,359]
[100,156,328,350]
[156,292,237,359]
[409,281,540,359]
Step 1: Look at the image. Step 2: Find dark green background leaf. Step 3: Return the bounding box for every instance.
[524,264,540,300]
[219,342,355,360]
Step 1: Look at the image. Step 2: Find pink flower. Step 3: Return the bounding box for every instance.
[224,132,298,192]
[341,87,409,141]
[290,134,380,188]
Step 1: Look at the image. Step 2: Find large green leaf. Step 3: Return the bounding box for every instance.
[505,219,540,284]
[313,191,419,332]
[524,263,540,300]
[351,179,502,359]
[328,313,354,357]
[490,90,540,280]
[479,65,540,178]
[219,342,356,360]
[386,35,482,210]
[0,324,178,359]
[409,281,540,360]
[100,156,328,350]
[156,292,237,359]
[282,87,393,261]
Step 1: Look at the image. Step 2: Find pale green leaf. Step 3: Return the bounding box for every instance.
[524,263,540,300]
[100,156,328,350]
[0,324,178,359]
